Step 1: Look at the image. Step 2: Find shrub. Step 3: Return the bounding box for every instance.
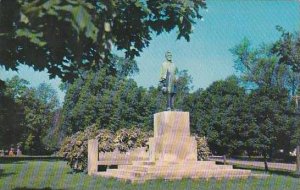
[59,125,106,172]
[59,125,151,172]
[113,128,150,152]
[195,135,211,161]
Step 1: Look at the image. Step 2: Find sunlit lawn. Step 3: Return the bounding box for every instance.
[0,160,299,190]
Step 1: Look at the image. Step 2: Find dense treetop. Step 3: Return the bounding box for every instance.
[0,0,206,82]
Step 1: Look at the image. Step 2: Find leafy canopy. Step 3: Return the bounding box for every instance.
[272,26,300,73]
[0,0,206,82]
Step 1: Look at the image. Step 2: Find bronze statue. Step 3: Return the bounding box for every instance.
[159,51,177,110]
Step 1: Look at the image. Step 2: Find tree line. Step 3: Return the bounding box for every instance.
[1,28,299,164]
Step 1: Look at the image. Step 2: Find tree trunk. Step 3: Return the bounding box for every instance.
[296,145,300,174]
[283,143,291,162]
[263,152,269,172]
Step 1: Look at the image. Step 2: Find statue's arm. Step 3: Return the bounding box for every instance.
[159,62,167,82]
[159,62,167,93]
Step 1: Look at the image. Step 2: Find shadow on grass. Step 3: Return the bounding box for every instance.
[13,188,68,190]
[66,170,84,175]
[0,168,15,178]
[233,164,300,178]
[0,160,27,165]
[0,158,63,164]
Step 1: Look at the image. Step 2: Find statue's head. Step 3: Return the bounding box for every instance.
[165,51,172,61]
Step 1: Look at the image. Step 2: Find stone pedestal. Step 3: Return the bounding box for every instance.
[148,111,197,162]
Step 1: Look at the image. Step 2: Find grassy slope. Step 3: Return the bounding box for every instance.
[0,160,299,190]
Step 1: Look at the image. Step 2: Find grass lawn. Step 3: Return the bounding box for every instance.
[0,160,299,190]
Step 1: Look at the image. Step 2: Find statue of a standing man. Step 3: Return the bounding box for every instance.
[159,51,177,111]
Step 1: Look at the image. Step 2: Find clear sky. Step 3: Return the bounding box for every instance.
[1,0,299,103]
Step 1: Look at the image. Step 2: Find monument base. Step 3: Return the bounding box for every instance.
[89,111,253,182]
[95,160,252,183]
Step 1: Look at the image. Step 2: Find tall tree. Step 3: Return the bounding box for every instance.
[187,75,294,169]
[231,37,299,94]
[18,83,60,154]
[0,76,29,148]
[292,90,300,149]
[57,56,143,136]
[0,0,207,82]
[190,76,249,155]
[0,86,24,148]
[0,76,60,154]
[231,34,299,169]
[247,86,295,170]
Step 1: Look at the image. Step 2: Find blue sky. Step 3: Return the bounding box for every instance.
[1,0,299,103]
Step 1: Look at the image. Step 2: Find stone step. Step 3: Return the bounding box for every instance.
[131,160,217,166]
[151,169,250,178]
[131,161,156,165]
[105,169,146,177]
[96,172,191,182]
[154,160,216,165]
[118,164,233,172]
[103,168,251,178]
[95,172,135,180]
[94,169,252,182]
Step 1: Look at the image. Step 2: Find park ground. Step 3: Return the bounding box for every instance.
[0,160,299,190]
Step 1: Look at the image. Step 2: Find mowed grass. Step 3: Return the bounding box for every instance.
[0,160,299,190]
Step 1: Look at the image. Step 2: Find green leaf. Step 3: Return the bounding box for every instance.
[57,4,98,41]
[15,29,46,46]
[20,12,29,24]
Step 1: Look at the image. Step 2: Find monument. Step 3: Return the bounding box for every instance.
[88,51,253,182]
[159,51,177,110]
